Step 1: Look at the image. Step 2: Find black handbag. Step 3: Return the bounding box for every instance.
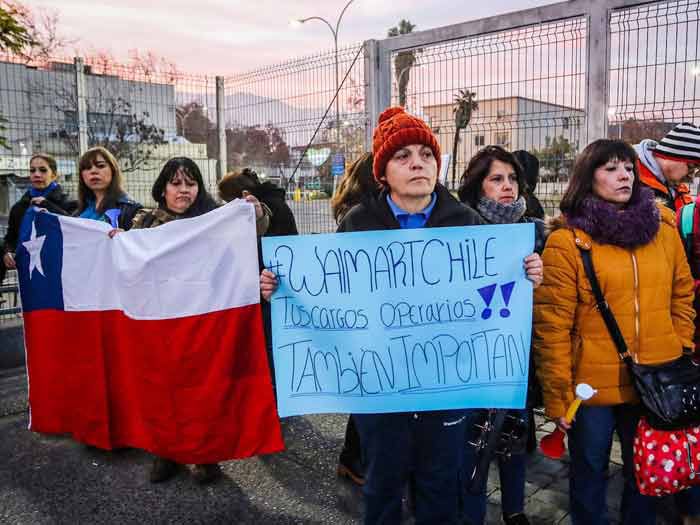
[578,246,700,430]
[466,409,528,493]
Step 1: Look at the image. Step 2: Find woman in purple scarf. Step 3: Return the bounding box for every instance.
[534,139,698,525]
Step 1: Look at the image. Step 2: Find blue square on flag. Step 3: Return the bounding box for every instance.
[16,208,64,312]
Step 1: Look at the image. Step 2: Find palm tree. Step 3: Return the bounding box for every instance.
[452,89,478,188]
[387,20,417,108]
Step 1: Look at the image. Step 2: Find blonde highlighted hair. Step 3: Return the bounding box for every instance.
[330,153,379,223]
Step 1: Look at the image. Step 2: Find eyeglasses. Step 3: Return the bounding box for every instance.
[29,167,49,174]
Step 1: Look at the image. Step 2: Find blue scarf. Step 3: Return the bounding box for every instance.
[79,200,106,222]
[79,199,122,227]
[29,181,58,198]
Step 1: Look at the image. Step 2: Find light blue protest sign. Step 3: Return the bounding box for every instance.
[262,223,534,417]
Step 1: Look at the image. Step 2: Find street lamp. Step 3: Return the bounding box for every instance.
[292,0,357,194]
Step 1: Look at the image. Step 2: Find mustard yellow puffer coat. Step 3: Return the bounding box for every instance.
[533,204,695,419]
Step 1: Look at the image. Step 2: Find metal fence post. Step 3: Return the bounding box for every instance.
[216,76,227,181]
[585,0,610,143]
[364,40,392,145]
[363,40,378,152]
[74,57,89,156]
[376,42,392,118]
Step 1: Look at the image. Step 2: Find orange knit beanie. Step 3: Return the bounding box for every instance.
[371,107,441,182]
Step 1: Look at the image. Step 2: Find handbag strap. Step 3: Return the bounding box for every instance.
[577,246,634,365]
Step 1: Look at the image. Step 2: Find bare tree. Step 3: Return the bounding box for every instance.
[44,84,166,173]
[126,49,180,83]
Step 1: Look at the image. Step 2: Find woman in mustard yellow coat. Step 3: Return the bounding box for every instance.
[534,139,695,525]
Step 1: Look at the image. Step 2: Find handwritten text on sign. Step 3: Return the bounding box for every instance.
[262,223,534,417]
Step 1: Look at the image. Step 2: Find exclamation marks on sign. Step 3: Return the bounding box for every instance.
[477,284,497,320]
[499,281,515,318]
[477,281,516,320]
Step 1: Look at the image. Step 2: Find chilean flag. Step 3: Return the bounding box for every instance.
[16,202,284,464]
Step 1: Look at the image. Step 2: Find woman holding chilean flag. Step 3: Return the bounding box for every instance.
[112,156,268,485]
[75,146,142,230]
[2,153,77,276]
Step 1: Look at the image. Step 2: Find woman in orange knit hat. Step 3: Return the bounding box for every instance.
[261,107,543,524]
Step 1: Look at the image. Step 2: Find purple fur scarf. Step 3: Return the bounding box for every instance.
[566,186,660,248]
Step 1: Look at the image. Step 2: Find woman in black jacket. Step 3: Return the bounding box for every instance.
[113,157,266,485]
[218,168,297,236]
[330,153,380,224]
[3,154,77,272]
[513,150,545,220]
[457,145,545,525]
[126,157,221,485]
[262,108,544,525]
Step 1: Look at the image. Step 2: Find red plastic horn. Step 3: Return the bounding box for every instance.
[539,384,597,460]
[540,427,566,459]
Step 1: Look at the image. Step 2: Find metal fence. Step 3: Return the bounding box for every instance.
[0,53,222,208]
[0,223,20,323]
[1,0,700,235]
[609,1,700,141]
[0,270,20,322]
[224,43,368,234]
[363,0,700,214]
[387,16,588,213]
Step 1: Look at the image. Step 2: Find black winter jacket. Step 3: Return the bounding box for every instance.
[255,183,298,360]
[253,183,298,237]
[337,183,483,233]
[3,185,78,254]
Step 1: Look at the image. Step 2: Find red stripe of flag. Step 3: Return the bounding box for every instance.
[23,304,284,463]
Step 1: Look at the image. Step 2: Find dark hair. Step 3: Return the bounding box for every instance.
[152,157,218,218]
[512,150,540,191]
[331,153,380,223]
[218,168,259,202]
[457,145,527,207]
[30,153,59,176]
[77,146,125,213]
[560,139,639,215]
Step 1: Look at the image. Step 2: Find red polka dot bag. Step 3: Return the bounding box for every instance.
[634,417,700,496]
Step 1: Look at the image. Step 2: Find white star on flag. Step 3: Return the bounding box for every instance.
[22,219,46,279]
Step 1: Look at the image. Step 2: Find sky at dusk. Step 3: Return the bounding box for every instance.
[23,0,559,75]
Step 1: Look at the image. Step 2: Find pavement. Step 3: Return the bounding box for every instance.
[0,366,684,524]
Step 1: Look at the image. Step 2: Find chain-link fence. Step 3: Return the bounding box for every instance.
[391,17,588,214]
[609,1,700,142]
[224,43,367,234]
[0,53,220,208]
[1,0,700,241]
[0,222,20,323]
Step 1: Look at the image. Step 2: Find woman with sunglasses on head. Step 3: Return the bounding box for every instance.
[2,154,77,272]
[75,146,141,230]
